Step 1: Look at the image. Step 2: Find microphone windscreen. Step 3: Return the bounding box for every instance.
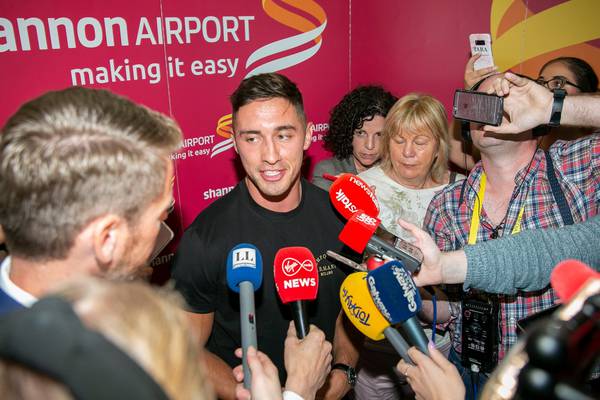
[366,260,422,324]
[550,259,600,302]
[340,272,388,340]
[329,174,379,220]
[274,247,319,303]
[339,211,380,253]
[226,243,263,293]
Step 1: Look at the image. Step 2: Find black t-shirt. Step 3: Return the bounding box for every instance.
[172,178,350,382]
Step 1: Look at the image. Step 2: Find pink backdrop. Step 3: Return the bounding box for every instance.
[2,1,599,280]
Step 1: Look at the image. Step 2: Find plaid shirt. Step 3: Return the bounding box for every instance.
[424,133,599,361]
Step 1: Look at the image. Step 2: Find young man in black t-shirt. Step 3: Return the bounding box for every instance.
[172,73,360,400]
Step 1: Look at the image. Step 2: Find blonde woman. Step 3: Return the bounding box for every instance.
[356,93,463,399]
[360,93,462,240]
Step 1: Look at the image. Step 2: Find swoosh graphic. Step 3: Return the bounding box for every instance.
[263,0,326,36]
[210,138,234,158]
[491,0,600,71]
[211,1,327,157]
[245,0,327,77]
[245,22,326,77]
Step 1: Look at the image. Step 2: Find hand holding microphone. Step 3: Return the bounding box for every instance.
[397,344,465,400]
[226,243,263,389]
[284,322,333,400]
[233,321,334,400]
[233,347,282,400]
[274,247,319,338]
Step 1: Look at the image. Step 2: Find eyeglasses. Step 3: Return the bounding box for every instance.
[536,76,582,91]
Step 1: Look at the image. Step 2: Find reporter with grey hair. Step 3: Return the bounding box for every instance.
[0,87,181,314]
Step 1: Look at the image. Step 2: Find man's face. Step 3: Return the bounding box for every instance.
[468,75,535,153]
[233,97,311,210]
[112,159,174,279]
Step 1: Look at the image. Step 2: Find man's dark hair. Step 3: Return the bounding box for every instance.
[540,57,598,93]
[324,85,397,159]
[230,73,306,126]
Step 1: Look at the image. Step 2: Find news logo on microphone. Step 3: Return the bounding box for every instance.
[227,243,263,293]
[232,247,258,269]
[274,248,319,302]
[367,260,422,323]
[340,272,387,340]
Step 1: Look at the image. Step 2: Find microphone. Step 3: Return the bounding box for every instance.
[322,173,337,182]
[338,210,423,273]
[329,173,380,219]
[226,243,263,389]
[274,247,319,339]
[550,259,600,303]
[328,173,423,272]
[366,260,429,355]
[340,272,414,364]
[480,260,600,400]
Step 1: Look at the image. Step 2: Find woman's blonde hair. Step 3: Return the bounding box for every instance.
[59,279,212,400]
[0,279,212,400]
[380,93,450,184]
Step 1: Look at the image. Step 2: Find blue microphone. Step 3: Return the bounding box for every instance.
[366,260,429,355]
[226,243,263,389]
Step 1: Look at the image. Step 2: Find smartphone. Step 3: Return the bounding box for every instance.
[453,90,504,126]
[149,221,175,261]
[365,227,424,274]
[469,33,494,70]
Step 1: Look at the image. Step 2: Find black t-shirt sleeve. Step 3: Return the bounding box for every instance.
[171,225,218,313]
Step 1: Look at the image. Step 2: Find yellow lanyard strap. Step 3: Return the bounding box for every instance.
[468,173,525,245]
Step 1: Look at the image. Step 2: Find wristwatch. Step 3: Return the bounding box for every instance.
[331,363,357,387]
[548,88,566,127]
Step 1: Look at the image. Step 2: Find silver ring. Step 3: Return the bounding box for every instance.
[403,365,411,376]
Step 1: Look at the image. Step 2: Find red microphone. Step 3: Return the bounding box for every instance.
[550,259,600,302]
[329,173,379,220]
[274,247,319,338]
[322,173,337,182]
[339,211,423,273]
[339,211,381,253]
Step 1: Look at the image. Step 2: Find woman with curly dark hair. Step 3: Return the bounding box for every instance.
[312,85,397,190]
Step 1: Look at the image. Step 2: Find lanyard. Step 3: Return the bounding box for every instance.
[468,173,526,245]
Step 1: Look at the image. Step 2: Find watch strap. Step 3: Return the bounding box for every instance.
[331,363,356,387]
[548,89,566,127]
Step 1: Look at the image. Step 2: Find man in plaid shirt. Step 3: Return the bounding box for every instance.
[423,75,599,399]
